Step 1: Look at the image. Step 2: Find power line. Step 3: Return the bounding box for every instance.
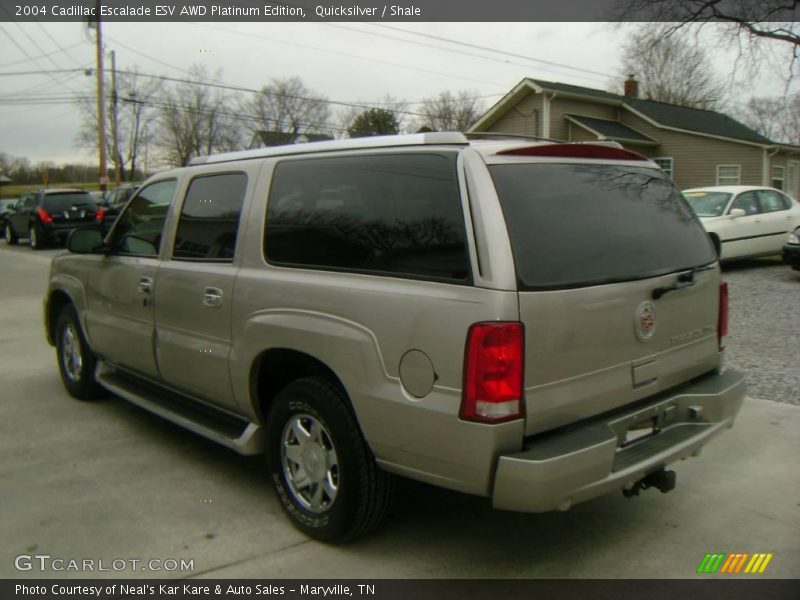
[0,42,85,69]
[367,23,614,80]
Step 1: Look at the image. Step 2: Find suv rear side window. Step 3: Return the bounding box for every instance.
[173,173,247,261]
[264,153,469,282]
[490,163,716,289]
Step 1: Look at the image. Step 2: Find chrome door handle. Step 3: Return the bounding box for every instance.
[203,287,223,308]
[138,277,153,293]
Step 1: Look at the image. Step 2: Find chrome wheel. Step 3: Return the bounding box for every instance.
[60,323,83,382]
[4,225,10,243]
[29,226,37,248]
[281,413,339,513]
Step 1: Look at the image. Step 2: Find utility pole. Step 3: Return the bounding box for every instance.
[110,50,121,185]
[93,2,108,193]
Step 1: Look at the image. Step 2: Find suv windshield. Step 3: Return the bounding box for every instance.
[490,163,716,290]
[683,191,732,217]
[43,193,95,212]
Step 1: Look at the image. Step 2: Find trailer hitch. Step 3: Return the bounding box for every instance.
[623,469,676,498]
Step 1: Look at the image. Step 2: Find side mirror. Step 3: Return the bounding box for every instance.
[729,208,747,218]
[67,228,107,254]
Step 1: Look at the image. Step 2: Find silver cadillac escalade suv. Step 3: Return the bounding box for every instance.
[44,133,745,542]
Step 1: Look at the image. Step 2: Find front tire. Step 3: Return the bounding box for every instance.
[267,377,393,543]
[4,222,18,245]
[56,307,104,400]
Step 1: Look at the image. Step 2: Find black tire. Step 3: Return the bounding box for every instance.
[55,306,105,400]
[267,377,393,543]
[29,224,45,250]
[4,222,18,245]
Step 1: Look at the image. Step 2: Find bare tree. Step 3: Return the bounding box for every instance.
[610,1,800,86]
[75,67,161,181]
[157,65,244,167]
[618,24,726,109]
[246,76,330,138]
[741,93,800,144]
[418,90,484,131]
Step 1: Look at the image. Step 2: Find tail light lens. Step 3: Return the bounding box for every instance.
[461,322,524,423]
[36,208,53,223]
[96,206,105,222]
[718,282,728,350]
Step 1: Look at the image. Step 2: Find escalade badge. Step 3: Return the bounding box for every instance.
[635,301,656,342]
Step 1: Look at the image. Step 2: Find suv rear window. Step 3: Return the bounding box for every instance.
[490,163,716,290]
[43,193,95,212]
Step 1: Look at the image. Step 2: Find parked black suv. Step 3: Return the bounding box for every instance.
[4,189,101,249]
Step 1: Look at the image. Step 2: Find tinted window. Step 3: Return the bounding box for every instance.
[42,193,95,212]
[111,179,177,257]
[264,153,469,282]
[489,164,716,289]
[173,173,247,261]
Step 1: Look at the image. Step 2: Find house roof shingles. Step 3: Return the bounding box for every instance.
[526,78,774,146]
[566,114,656,143]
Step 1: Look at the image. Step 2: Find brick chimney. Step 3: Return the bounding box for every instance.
[624,74,639,98]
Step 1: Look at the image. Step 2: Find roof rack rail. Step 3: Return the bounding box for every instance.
[465,132,562,143]
[190,132,469,165]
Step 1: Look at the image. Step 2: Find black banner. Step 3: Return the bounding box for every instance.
[4,0,798,23]
[3,579,800,600]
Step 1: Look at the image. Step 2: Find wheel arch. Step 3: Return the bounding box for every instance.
[45,278,87,347]
[250,348,348,425]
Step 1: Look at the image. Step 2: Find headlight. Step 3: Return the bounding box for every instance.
[789,233,800,245]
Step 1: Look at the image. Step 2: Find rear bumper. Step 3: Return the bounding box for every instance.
[783,243,800,269]
[492,369,745,512]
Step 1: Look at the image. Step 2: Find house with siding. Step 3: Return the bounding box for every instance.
[469,77,800,198]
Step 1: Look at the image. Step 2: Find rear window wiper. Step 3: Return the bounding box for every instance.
[652,264,715,300]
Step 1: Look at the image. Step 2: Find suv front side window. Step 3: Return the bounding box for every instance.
[110,179,177,257]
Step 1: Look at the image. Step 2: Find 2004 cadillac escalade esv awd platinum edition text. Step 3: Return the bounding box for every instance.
[44,133,745,542]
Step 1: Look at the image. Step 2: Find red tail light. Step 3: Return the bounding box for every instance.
[96,206,105,222]
[461,322,524,423]
[497,144,647,161]
[36,208,53,223]
[718,282,729,350]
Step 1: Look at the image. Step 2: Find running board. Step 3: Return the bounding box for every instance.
[96,362,265,455]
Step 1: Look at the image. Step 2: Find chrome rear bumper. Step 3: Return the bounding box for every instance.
[492,369,745,512]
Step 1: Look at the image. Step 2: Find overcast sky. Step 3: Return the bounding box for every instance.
[0,20,794,166]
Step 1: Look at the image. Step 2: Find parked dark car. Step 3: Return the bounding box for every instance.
[4,189,101,249]
[783,228,800,270]
[0,198,18,226]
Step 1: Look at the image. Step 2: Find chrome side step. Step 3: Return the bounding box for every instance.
[96,362,265,455]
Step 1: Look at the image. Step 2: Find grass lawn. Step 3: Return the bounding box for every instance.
[0,182,103,199]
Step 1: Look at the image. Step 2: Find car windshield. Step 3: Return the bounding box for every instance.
[43,193,95,212]
[489,163,716,290]
[683,191,732,217]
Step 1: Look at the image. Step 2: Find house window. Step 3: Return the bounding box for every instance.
[772,165,785,190]
[716,165,741,186]
[654,157,673,178]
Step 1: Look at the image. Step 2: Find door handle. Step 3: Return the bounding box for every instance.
[203,287,223,308]
[138,277,153,294]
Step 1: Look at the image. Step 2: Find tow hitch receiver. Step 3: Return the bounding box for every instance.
[623,469,676,498]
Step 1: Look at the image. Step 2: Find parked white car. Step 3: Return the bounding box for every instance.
[683,186,800,260]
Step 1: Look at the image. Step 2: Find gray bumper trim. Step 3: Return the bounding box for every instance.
[492,369,745,512]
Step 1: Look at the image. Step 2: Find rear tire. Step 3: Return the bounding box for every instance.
[29,224,44,250]
[4,222,17,245]
[56,306,105,400]
[267,377,393,543]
